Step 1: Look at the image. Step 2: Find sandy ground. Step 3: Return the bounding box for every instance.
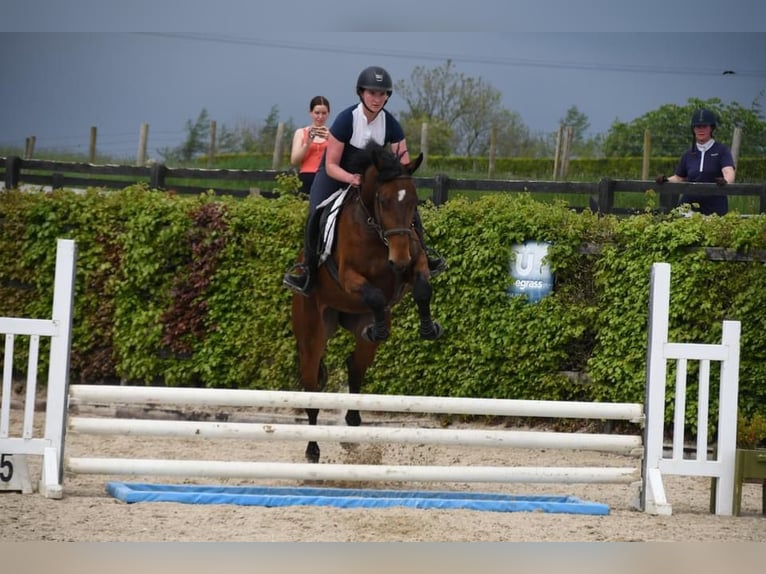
[1,399,765,542]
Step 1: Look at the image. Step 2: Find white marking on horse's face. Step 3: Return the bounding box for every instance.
[397,188,406,202]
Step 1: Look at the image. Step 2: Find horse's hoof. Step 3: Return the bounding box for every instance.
[345,410,361,426]
[420,321,443,340]
[305,452,319,463]
[305,442,320,463]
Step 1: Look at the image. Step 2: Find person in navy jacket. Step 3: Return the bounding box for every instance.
[656,108,736,215]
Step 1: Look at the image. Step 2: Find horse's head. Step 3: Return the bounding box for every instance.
[357,144,423,273]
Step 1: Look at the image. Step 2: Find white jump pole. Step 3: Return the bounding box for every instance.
[69,386,644,422]
[66,457,640,485]
[69,417,643,455]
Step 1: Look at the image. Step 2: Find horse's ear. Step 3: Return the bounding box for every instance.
[406,152,424,175]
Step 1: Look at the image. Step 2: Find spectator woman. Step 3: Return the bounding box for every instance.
[290,96,331,196]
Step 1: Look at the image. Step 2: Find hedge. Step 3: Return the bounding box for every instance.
[1,185,764,427]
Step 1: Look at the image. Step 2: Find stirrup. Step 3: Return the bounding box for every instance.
[427,255,446,278]
[282,264,311,296]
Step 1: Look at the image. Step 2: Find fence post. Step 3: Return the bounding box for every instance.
[730,126,742,166]
[432,173,450,206]
[25,136,36,159]
[150,163,168,190]
[560,127,573,179]
[137,123,149,167]
[488,127,496,179]
[51,173,64,190]
[208,120,217,168]
[4,156,21,190]
[272,122,285,170]
[420,122,429,170]
[641,129,651,180]
[659,187,679,213]
[552,125,563,180]
[89,126,97,163]
[597,178,615,214]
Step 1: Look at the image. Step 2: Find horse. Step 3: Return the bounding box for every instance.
[290,142,443,463]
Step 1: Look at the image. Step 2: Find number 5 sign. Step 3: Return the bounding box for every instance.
[0,453,33,494]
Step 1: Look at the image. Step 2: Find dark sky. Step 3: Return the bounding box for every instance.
[3,3,765,159]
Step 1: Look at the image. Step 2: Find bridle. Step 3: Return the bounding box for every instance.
[356,174,415,246]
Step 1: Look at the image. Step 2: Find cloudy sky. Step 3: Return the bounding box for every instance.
[2,1,765,159]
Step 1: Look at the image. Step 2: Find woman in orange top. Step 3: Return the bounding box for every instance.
[290,96,331,196]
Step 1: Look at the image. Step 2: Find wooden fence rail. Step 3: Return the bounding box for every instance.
[3,156,766,214]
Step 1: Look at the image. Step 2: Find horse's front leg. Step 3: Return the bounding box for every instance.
[305,407,320,463]
[303,360,329,463]
[413,273,443,340]
[344,354,362,427]
[359,283,390,342]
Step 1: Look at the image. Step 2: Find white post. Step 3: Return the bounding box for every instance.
[41,239,77,498]
[642,262,672,515]
[712,320,740,514]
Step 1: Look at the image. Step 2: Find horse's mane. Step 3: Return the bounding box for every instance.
[348,142,407,183]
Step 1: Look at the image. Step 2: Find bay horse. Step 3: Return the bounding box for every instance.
[290,143,443,463]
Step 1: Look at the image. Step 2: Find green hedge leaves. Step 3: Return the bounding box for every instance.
[1,186,764,424]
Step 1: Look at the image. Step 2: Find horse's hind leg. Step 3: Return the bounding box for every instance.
[413,274,443,340]
[292,295,328,463]
[344,335,380,428]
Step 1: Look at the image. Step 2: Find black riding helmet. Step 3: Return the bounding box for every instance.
[691,108,718,131]
[356,66,393,97]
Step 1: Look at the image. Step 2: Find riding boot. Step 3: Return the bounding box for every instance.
[283,210,321,295]
[413,208,446,277]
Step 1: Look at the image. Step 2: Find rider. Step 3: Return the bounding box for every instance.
[655,108,736,215]
[283,65,446,295]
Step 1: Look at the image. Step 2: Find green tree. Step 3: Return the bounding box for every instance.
[558,105,603,157]
[395,60,532,156]
[398,114,453,156]
[561,105,590,146]
[231,118,261,153]
[157,108,211,163]
[216,123,242,154]
[253,105,295,159]
[455,80,504,155]
[256,105,281,155]
[491,109,536,157]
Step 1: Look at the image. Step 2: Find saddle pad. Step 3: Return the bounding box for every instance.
[317,185,350,265]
